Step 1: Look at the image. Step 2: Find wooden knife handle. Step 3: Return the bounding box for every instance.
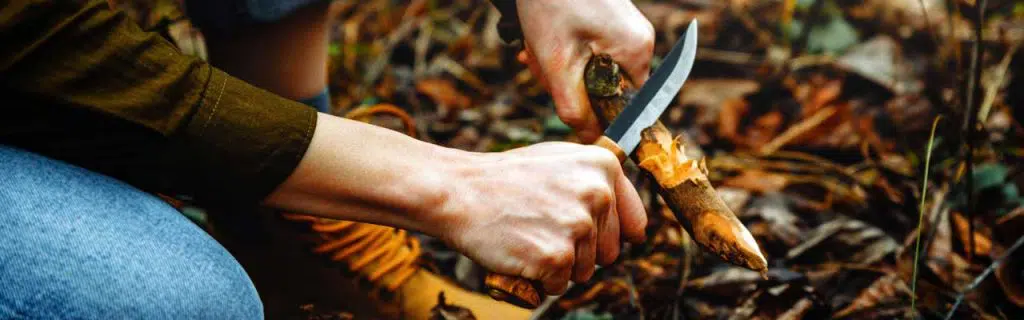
[593,135,628,163]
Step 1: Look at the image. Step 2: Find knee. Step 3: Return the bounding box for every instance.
[0,223,264,320]
[144,254,265,320]
[0,146,264,319]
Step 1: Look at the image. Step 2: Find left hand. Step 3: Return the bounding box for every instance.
[515,0,655,143]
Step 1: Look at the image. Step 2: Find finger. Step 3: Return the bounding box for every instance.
[621,49,652,87]
[615,34,654,87]
[596,203,620,265]
[540,245,574,295]
[572,225,597,283]
[520,239,574,295]
[532,44,602,143]
[590,10,655,88]
[552,65,601,143]
[615,172,647,243]
[518,47,550,90]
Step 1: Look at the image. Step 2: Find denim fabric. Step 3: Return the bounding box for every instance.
[0,145,263,319]
[184,0,331,36]
[299,88,332,113]
[244,0,330,22]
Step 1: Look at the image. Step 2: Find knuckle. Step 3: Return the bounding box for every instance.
[627,18,655,48]
[570,215,596,237]
[575,181,608,203]
[555,106,586,127]
[638,27,654,47]
[584,145,619,167]
[540,245,574,268]
[580,184,612,210]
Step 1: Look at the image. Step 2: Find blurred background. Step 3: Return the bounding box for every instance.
[109,0,1023,319]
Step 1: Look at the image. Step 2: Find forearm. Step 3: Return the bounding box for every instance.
[262,113,472,234]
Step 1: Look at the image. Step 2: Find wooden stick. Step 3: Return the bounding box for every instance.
[486,54,768,308]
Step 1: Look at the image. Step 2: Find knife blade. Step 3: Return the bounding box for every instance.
[596,19,698,161]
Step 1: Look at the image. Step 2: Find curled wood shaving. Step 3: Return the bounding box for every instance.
[636,134,707,188]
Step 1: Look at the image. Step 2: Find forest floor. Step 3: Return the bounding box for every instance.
[114,0,1023,319]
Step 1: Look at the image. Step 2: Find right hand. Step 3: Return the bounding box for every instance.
[432,142,647,295]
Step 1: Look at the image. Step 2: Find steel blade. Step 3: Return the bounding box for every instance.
[603,20,698,155]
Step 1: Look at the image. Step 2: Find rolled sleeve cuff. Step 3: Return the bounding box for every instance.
[176,67,317,209]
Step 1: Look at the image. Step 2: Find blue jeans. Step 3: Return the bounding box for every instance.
[0,145,263,319]
[184,0,332,37]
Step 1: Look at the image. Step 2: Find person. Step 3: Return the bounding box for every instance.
[0,0,655,318]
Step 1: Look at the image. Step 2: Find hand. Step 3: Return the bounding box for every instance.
[515,0,655,143]
[433,142,647,295]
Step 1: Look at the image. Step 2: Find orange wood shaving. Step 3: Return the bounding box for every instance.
[636,134,706,188]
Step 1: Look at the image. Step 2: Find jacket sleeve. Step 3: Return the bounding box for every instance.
[0,0,317,210]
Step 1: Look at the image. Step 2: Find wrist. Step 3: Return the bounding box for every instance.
[396,144,480,238]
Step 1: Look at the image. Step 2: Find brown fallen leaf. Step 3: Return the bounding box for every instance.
[995,208,1024,307]
[952,212,993,257]
[787,217,897,266]
[416,78,472,110]
[746,111,785,148]
[994,240,1024,307]
[833,273,911,318]
[728,284,827,320]
[721,169,789,193]
[689,267,763,297]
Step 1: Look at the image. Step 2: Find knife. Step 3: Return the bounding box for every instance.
[485,19,700,309]
[592,19,699,163]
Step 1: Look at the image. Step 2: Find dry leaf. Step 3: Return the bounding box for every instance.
[833,274,910,318]
[722,169,789,193]
[951,212,993,257]
[416,78,472,109]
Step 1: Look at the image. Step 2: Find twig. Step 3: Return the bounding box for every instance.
[943,234,1024,320]
[625,264,640,312]
[759,106,837,155]
[728,2,775,49]
[915,0,941,49]
[676,227,694,298]
[695,48,763,66]
[961,0,986,262]
[911,115,942,316]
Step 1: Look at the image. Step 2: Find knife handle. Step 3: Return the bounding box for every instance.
[484,135,627,308]
[594,135,627,164]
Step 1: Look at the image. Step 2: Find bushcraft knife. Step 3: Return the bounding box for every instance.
[486,20,701,314]
[538,19,699,317]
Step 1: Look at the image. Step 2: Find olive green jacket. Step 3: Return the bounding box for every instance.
[1,0,316,209]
